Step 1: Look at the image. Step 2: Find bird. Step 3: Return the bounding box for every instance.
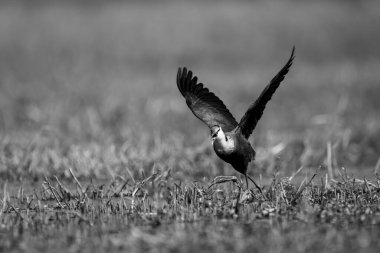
[176,47,295,191]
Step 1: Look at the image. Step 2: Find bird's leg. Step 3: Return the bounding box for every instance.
[208,176,239,189]
[245,175,249,189]
[246,174,266,199]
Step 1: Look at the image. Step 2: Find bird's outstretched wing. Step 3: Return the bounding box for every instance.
[177,67,238,132]
[238,47,295,139]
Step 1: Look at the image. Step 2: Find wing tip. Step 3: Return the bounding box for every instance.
[177,67,189,79]
[177,66,200,94]
[279,46,296,76]
[177,67,187,96]
[177,67,188,77]
[288,46,296,67]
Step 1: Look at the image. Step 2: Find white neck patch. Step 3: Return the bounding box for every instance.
[213,130,235,151]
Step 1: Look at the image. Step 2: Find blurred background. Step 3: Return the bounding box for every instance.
[0,0,379,182]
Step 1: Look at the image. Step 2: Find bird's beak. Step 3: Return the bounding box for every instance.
[211,127,220,138]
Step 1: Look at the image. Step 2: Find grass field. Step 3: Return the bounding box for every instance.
[1,1,380,252]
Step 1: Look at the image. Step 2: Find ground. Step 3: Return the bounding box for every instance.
[0,1,380,252]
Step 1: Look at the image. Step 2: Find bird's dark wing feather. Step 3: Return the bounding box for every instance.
[177,67,238,132]
[238,47,295,139]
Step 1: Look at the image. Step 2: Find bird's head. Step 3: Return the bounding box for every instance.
[211,126,224,140]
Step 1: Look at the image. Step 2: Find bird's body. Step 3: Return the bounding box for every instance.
[212,130,255,176]
[176,47,295,188]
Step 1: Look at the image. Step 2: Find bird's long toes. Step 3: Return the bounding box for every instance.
[208,176,239,189]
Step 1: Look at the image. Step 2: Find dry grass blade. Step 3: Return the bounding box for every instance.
[291,173,317,205]
[279,182,289,205]
[0,182,8,217]
[54,176,73,200]
[289,166,304,181]
[374,157,380,174]
[44,176,65,208]
[69,167,88,200]
[327,142,334,182]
